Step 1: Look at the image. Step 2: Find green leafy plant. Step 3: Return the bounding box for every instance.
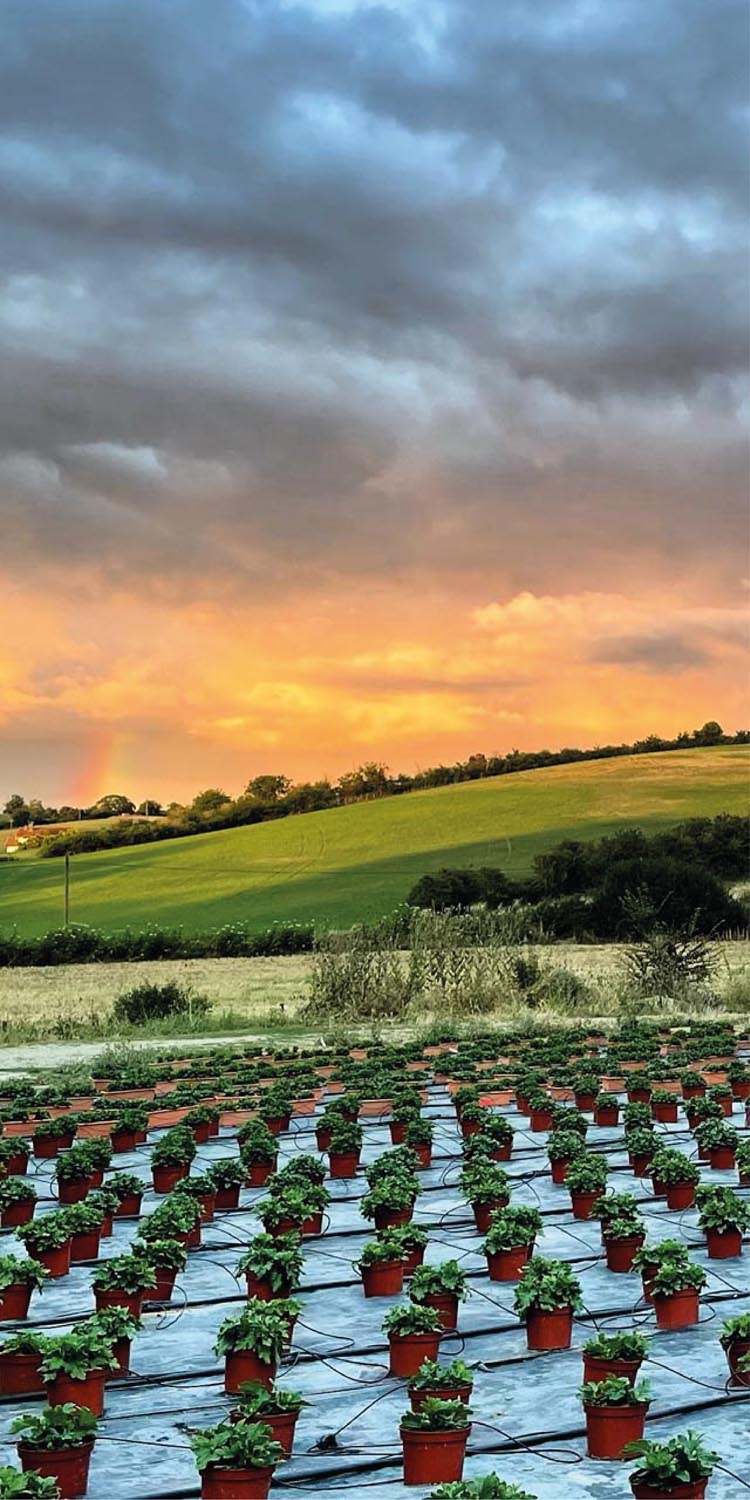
[546,1130,586,1163]
[426,1481,537,1500]
[151,1127,196,1167]
[382,1303,442,1337]
[364,1147,421,1187]
[579,1376,651,1406]
[61,1200,105,1236]
[649,1149,699,1185]
[624,1430,719,1487]
[400,1397,472,1431]
[357,1234,409,1268]
[408,1358,474,1392]
[214,1301,300,1363]
[236,1233,304,1291]
[583,1331,649,1361]
[361,1177,418,1219]
[632,1239,690,1274]
[16,1214,70,1252]
[0,1179,37,1208]
[190,1418,284,1474]
[409,1261,467,1303]
[327,1120,363,1153]
[459,1161,509,1205]
[0,1469,61,1498]
[40,1330,118,1383]
[206,1159,246,1191]
[0,1333,48,1358]
[696,1186,750,1234]
[565,1155,608,1192]
[89,1306,142,1342]
[134,1236,188,1272]
[232,1380,306,1415]
[695,1121,739,1152]
[482,1206,543,1252]
[719,1312,749,1348]
[513,1257,582,1320]
[650,1260,706,1297]
[104,1172,143,1203]
[91,1254,157,1294]
[0,1255,47,1291]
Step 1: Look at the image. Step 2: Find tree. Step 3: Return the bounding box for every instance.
[3,794,30,826]
[91,794,136,817]
[337,763,390,799]
[692,721,724,746]
[136,800,164,817]
[244,775,290,803]
[590,856,744,938]
[190,788,232,816]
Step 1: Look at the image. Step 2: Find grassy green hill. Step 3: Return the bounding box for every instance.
[0,748,747,938]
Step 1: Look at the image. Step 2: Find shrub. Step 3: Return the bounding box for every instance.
[113,982,211,1026]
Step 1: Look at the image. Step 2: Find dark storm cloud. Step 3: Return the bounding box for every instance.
[589,631,710,673]
[0,0,746,594]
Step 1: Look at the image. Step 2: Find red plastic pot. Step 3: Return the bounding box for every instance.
[245,1160,276,1187]
[301,1210,323,1236]
[459,1118,482,1139]
[570,1188,600,1220]
[201,1465,276,1499]
[401,1423,470,1485]
[412,1143,432,1169]
[3,1152,29,1175]
[574,1092,597,1112]
[582,1352,642,1385]
[0,1281,33,1320]
[215,1184,241,1210]
[732,1079,750,1100]
[113,1193,142,1218]
[0,1350,45,1395]
[329,1150,360,1179]
[530,1108,554,1132]
[71,1230,101,1262]
[316,1126,333,1151]
[264,1114,291,1135]
[682,1084,705,1100]
[99,1212,113,1238]
[627,1088,651,1104]
[550,1157,573,1185]
[472,1198,508,1234]
[604,1234,645,1273]
[651,1176,667,1199]
[651,1099,678,1123]
[109,1335,131,1378]
[708,1145,736,1170]
[38,1240,72,1278]
[152,1163,189,1194]
[401,1245,426,1277]
[374,1204,414,1231]
[94,1287,144,1317]
[630,1481,707,1500]
[191,1122,211,1143]
[652,1287,700,1329]
[47,1367,108,1416]
[725,1335,750,1386]
[526,1306,573,1350]
[245,1272,291,1302]
[486,1244,532,1282]
[261,1408,298,1456]
[146,1266,177,1301]
[409,1380,472,1411]
[389,1121,406,1145]
[584,1400,648,1459]
[594,1105,619,1127]
[629,1151,653,1177]
[361,1260,404,1297]
[388,1329,441,1377]
[268,1216,303,1239]
[420,1291,458,1332]
[665,1181,696,1210]
[111,1129,137,1153]
[705,1227,742,1258]
[34,1133,74,1158]
[224,1349,276,1394]
[19,1439,94,1499]
[1,1200,34,1228]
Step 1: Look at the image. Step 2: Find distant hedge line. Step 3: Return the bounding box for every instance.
[0,921,314,968]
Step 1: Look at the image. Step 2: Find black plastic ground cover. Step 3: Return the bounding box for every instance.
[0,1088,746,1499]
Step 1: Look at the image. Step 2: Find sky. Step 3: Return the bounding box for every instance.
[0,0,747,806]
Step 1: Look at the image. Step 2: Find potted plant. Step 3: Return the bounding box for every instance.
[216,1301,300,1394]
[256,1183,328,1238]
[698,1121,739,1171]
[141,1193,201,1248]
[403,1117,434,1169]
[680,1071,706,1101]
[387,1224,429,1277]
[86,1188,118,1239]
[16,1215,72,1280]
[424,1481,536,1499]
[135,1236,188,1301]
[105,1172,143,1218]
[173,1174,218,1224]
[12,1404,98,1500]
[719,1312,749,1386]
[400,1398,472,1486]
[0,1255,47,1322]
[728,1060,750,1100]
[63,1202,105,1264]
[89,1305,141,1378]
[650,1259,706,1330]
[582,1331,649,1386]
[0,1179,38,1230]
[207,1159,246,1210]
[32,1120,76,1159]
[626,1129,658,1177]
[183,1105,215,1144]
[736,1140,750,1186]
[456,1101,487,1139]
[229,1381,305,1456]
[513,1257,582,1350]
[482,1207,542,1282]
[632,1240,690,1304]
[92,1253,157,1316]
[40,1328,118,1416]
[650,1089,679,1124]
[565,1155,608,1219]
[54,1146,97,1205]
[237,1233,303,1301]
[580,1376,651,1459]
[361,1176,418,1232]
[383,1303,443,1377]
[191,1418,284,1499]
[151,1127,196,1193]
[409,1261,467,1332]
[572,1075,599,1111]
[0,1333,48,1397]
[527,1091,555,1133]
[326,1120,363,1179]
[696,1186,749,1258]
[0,1139,31,1178]
[593,1093,620,1127]
[625,1430,719,1499]
[110,1104,149,1153]
[546,1130,585,1185]
[463,1115,514,1161]
[459,1161,510,1233]
[650,1150,700,1210]
[600,1207,646,1273]
[407,1358,474,1411]
[0,1469,60,1498]
[258,1091,292,1134]
[357,1236,406,1298]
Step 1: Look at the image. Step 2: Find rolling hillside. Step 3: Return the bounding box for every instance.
[0,748,747,938]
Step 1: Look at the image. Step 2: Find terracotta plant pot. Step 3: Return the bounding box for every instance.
[114,1193,142,1218]
[459,1118,481,1139]
[245,1160,276,1187]
[412,1143,432,1169]
[70,1230,101,1263]
[146,1266,177,1301]
[1,1201,34,1228]
[651,1176,667,1199]
[215,1184,241,1210]
[58,1177,95,1205]
[201,1465,276,1499]
[301,1211,323,1236]
[316,1127,333,1151]
[374,1204,414,1231]
[627,1088,651,1104]
[400,1423,470,1485]
[708,1145,736,1170]
[681,1084,705,1101]
[652,1287,700,1330]
[570,1188,600,1220]
[582,1352,642,1385]
[388,1329,441,1378]
[34,1133,74,1158]
[526,1306,573,1350]
[0,1350,45,1395]
[594,1105,619,1127]
[47,1367,108,1416]
[725,1335,750,1386]
[19,1439,94,1499]
[264,1114,291,1135]
[665,1181,696,1210]
[389,1121,406,1145]
[152,1163,188,1194]
[38,1241,72,1279]
[3,1152,29,1175]
[486,1244,532,1282]
[584,1400,648,1459]
[109,1336,131,1378]
[409,1380,472,1412]
[472,1199,508,1234]
[111,1129,137,1153]
[420,1291,458,1332]
[192,1122,211,1143]
[95,1287,144,1317]
[0,1281,33,1320]
[604,1234,645,1273]
[705,1227,742,1259]
[629,1152,653,1177]
[245,1272,291,1303]
[401,1246,426,1277]
[551,1158,573,1185]
[329,1150,360,1179]
[530,1108,554,1132]
[574,1092,597,1112]
[651,1100,678,1123]
[261,1408,298,1456]
[224,1349,276,1395]
[361,1260,404,1298]
[630,1481,707,1500]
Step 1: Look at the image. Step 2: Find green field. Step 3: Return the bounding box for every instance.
[0,748,747,938]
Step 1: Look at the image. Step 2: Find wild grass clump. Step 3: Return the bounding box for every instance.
[113,980,212,1026]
